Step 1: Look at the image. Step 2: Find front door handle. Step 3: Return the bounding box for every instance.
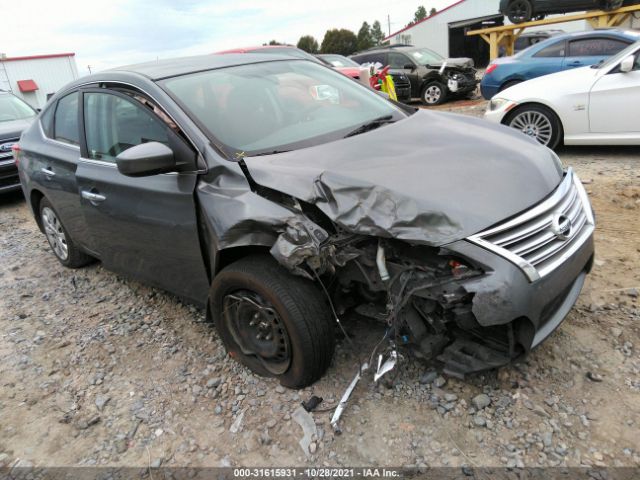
[81,190,106,205]
[41,167,56,178]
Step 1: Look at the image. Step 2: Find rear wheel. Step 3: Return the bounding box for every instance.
[507,0,533,23]
[602,0,623,11]
[210,255,335,388]
[421,82,447,106]
[39,198,92,268]
[505,104,563,150]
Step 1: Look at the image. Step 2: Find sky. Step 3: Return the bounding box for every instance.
[3,0,456,75]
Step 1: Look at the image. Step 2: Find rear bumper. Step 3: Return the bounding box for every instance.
[0,158,21,194]
[480,82,500,100]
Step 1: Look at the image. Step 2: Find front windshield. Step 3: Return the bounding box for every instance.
[0,94,36,123]
[163,60,405,157]
[407,48,445,66]
[598,40,640,70]
[321,55,359,68]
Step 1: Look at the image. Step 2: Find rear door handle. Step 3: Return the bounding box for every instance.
[41,167,56,178]
[81,190,106,204]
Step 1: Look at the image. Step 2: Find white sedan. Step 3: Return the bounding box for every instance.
[485,40,640,150]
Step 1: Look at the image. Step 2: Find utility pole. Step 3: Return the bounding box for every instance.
[87,65,92,74]
[387,14,391,37]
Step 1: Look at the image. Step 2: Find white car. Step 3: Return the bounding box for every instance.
[485,40,640,150]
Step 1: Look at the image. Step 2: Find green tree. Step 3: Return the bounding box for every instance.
[429,7,437,16]
[320,29,358,56]
[370,20,385,45]
[264,40,284,46]
[414,6,428,23]
[297,35,319,53]
[356,22,374,51]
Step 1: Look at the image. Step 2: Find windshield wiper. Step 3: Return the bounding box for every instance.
[251,149,292,157]
[344,115,395,138]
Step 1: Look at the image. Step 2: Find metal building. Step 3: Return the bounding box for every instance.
[385,0,590,67]
[0,53,79,109]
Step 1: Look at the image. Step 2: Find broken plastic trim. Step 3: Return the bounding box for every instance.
[330,362,369,434]
[373,350,397,382]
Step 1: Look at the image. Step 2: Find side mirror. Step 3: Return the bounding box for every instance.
[620,55,635,73]
[116,142,176,177]
[403,64,416,70]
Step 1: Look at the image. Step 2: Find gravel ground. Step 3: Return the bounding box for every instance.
[1,101,639,469]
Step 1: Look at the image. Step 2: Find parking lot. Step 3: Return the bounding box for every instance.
[0,99,638,470]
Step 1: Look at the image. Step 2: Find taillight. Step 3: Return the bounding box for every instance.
[11,144,21,167]
[485,64,498,75]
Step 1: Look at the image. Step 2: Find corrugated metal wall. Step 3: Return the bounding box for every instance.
[390,0,592,57]
[0,56,79,109]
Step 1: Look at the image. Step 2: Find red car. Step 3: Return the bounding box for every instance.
[216,45,360,79]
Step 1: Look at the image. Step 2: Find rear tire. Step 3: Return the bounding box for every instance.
[504,104,563,150]
[39,197,92,268]
[421,82,447,106]
[602,0,623,11]
[210,255,335,389]
[507,0,533,23]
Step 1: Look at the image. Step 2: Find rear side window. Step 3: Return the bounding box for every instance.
[568,38,629,57]
[534,41,566,58]
[40,104,55,138]
[83,92,169,163]
[352,52,385,65]
[54,92,80,145]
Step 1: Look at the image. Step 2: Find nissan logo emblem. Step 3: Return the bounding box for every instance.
[551,213,572,241]
[0,142,16,153]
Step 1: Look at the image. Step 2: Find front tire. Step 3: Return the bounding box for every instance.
[507,0,533,23]
[505,104,563,150]
[210,255,335,389]
[39,197,92,268]
[421,82,447,106]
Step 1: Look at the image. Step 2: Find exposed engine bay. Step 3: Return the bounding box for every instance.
[270,213,521,380]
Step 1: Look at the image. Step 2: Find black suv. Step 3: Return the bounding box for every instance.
[351,46,478,105]
[499,0,627,24]
[0,91,37,194]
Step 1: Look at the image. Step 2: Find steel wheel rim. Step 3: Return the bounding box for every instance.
[509,110,553,146]
[41,207,69,260]
[508,0,531,21]
[424,86,442,104]
[223,290,291,375]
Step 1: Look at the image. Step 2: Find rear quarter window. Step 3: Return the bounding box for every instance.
[53,92,80,145]
[40,104,55,138]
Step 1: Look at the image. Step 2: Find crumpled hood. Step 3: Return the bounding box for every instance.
[0,117,34,140]
[440,57,475,69]
[243,110,562,246]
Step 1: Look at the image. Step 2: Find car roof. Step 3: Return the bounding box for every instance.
[216,45,296,54]
[105,53,298,81]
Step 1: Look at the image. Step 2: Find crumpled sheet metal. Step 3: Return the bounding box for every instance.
[270,216,330,279]
[243,110,561,247]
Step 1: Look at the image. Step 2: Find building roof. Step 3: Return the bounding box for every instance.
[384,0,467,40]
[0,53,75,62]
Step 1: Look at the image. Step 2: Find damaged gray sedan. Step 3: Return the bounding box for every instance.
[16,54,595,388]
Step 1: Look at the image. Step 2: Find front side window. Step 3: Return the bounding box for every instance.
[84,92,169,163]
[568,38,629,57]
[407,48,444,66]
[388,52,412,69]
[534,40,566,58]
[54,92,80,145]
[0,94,36,123]
[162,60,405,157]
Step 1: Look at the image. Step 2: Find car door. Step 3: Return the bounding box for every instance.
[387,52,419,95]
[589,50,640,134]
[75,88,210,304]
[563,37,631,70]
[29,91,91,247]
[525,40,567,79]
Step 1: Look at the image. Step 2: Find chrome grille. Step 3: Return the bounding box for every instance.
[468,168,594,282]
